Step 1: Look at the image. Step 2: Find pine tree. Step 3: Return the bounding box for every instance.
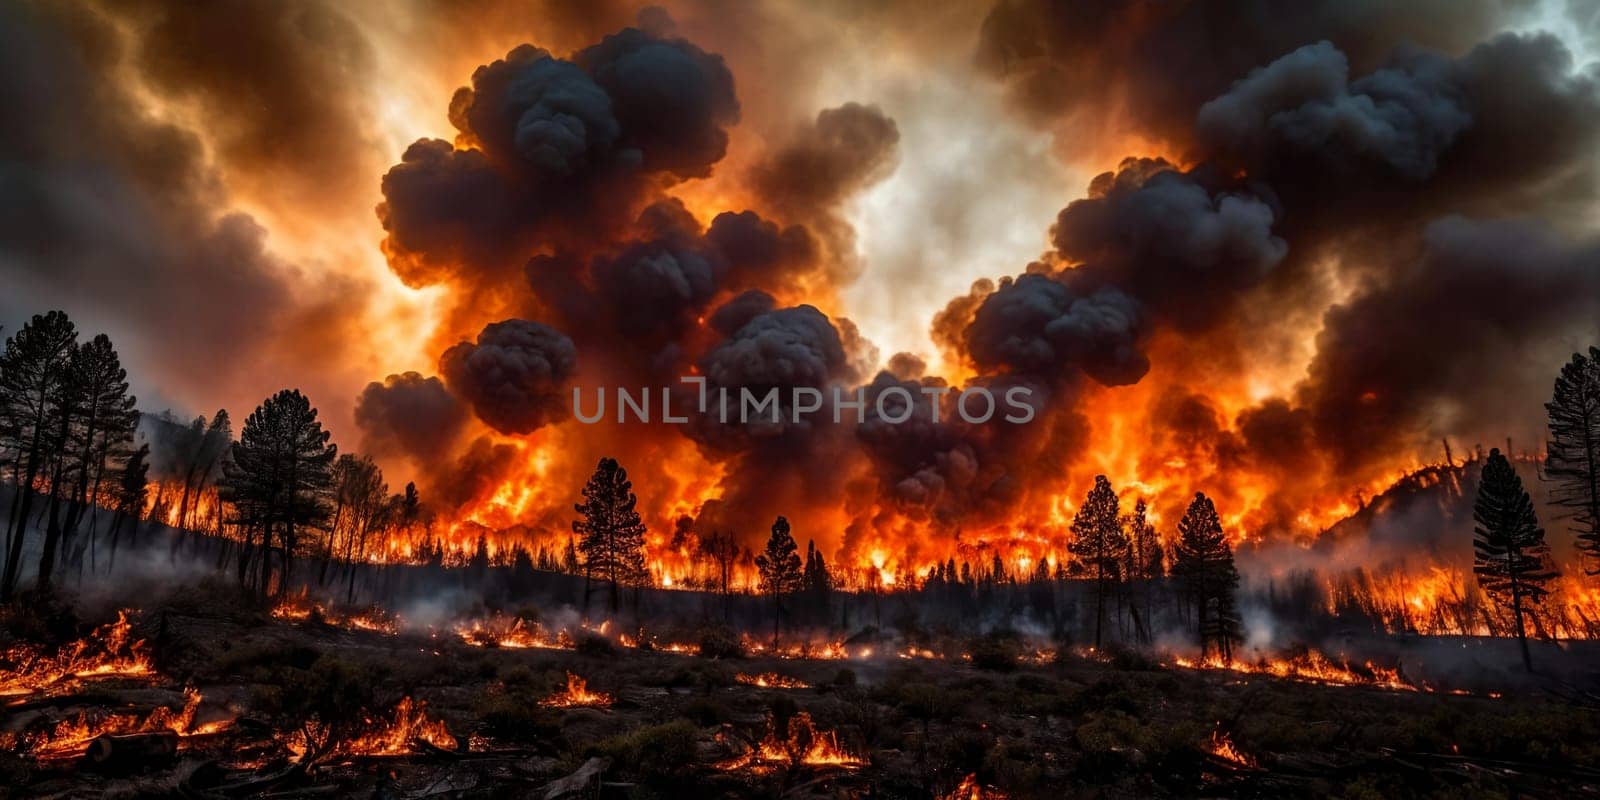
[59,334,139,562]
[1546,347,1600,572]
[572,457,648,613]
[1123,498,1163,642]
[1173,493,1242,662]
[41,332,141,589]
[104,443,150,571]
[755,516,803,647]
[802,538,833,618]
[1069,475,1128,648]
[0,311,78,599]
[1473,448,1557,672]
[219,389,337,597]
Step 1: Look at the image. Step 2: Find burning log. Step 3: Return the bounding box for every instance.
[81,730,178,774]
[0,610,155,699]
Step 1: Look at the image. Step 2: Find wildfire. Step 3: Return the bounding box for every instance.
[1207,726,1258,769]
[271,592,400,635]
[942,773,1009,800]
[455,616,570,650]
[337,697,454,756]
[1171,650,1417,692]
[0,610,155,699]
[735,672,810,689]
[3,687,231,761]
[717,711,866,771]
[541,672,614,708]
[1329,565,1600,640]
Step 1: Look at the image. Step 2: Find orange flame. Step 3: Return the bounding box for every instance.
[735,672,810,689]
[0,611,155,699]
[541,672,614,708]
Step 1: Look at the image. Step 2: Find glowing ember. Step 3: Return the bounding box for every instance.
[735,672,810,689]
[541,672,614,708]
[0,611,154,699]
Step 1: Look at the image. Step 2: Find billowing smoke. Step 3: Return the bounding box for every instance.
[13,0,1600,583]
[440,319,578,436]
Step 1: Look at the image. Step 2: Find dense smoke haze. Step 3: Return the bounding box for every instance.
[4,0,1600,586]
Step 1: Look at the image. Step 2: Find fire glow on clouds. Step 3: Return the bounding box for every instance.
[4,0,1600,580]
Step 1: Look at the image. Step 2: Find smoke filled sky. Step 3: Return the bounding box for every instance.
[5,0,1600,567]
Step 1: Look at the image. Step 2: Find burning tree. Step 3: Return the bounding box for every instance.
[573,456,647,613]
[1173,493,1242,662]
[1473,448,1556,672]
[1546,347,1600,572]
[219,389,337,598]
[756,516,803,648]
[1069,475,1127,648]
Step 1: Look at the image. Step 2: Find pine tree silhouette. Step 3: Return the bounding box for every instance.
[1069,475,1128,648]
[1173,492,1242,662]
[1546,347,1600,571]
[572,457,647,614]
[756,516,803,648]
[1473,448,1556,672]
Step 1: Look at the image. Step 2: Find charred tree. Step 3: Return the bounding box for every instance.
[1174,492,1242,662]
[1546,347,1600,572]
[756,516,803,648]
[573,457,647,614]
[1473,448,1556,672]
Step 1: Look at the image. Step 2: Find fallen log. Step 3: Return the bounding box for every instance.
[539,756,610,800]
[81,730,178,774]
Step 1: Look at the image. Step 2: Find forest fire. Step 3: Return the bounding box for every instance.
[454,616,570,650]
[942,773,1009,800]
[323,697,455,758]
[271,593,399,635]
[717,712,866,772]
[734,672,810,689]
[4,687,232,762]
[1207,727,1258,770]
[0,611,154,699]
[10,0,1600,796]
[1171,651,1416,692]
[540,673,613,708]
